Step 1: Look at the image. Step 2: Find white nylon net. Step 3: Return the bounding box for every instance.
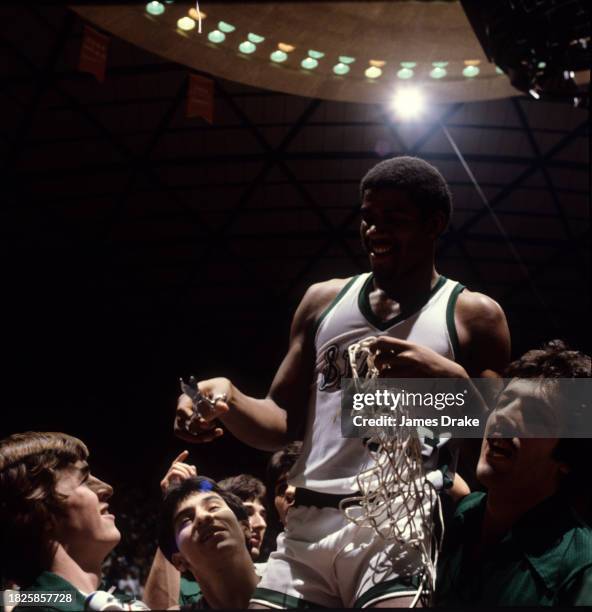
[341,337,441,607]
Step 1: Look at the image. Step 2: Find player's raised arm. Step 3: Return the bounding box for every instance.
[174,280,344,451]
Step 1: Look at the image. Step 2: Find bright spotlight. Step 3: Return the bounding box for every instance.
[390,88,425,119]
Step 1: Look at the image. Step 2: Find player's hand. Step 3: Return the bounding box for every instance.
[173,377,232,443]
[160,450,197,495]
[370,337,467,378]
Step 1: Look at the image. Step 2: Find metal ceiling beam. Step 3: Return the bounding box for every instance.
[439,119,589,253]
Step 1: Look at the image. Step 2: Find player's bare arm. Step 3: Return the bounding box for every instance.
[454,289,511,378]
[174,278,349,451]
[370,288,510,380]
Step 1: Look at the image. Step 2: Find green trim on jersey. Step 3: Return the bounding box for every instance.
[353,575,422,608]
[250,587,327,609]
[358,274,447,331]
[313,275,360,339]
[14,572,86,612]
[445,282,466,359]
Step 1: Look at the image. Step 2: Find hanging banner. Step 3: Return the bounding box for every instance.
[78,25,109,83]
[186,73,214,123]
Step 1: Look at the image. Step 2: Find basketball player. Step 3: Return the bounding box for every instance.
[175,157,511,607]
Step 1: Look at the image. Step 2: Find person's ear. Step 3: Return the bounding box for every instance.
[171,552,189,574]
[240,518,250,539]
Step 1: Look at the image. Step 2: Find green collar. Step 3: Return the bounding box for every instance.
[20,572,87,611]
[358,273,447,331]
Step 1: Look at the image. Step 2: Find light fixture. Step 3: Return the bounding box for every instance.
[308,50,325,59]
[365,66,382,79]
[239,40,256,54]
[270,50,288,63]
[146,1,165,16]
[333,62,350,75]
[248,33,265,44]
[391,87,425,119]
[462,65,480,77]
[188,8,206,20]
[177,16,195,31]
[218,21,235,33]
[429,67,446,79]
[301,57,318,70]
[339,56,356,64]
[397,67,414,79]
[208,30,225,43]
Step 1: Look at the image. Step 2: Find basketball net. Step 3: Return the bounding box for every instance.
[341,337,442,607]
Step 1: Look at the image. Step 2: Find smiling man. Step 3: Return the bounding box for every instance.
[218,474,267,561]
[436,340,592,606]
[0,431,128,611]
[158,476,259,609]
[175,156,511,607]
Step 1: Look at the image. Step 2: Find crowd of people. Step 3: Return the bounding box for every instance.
[1,157,591,609]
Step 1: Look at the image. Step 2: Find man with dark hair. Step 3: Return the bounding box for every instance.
[144,454,267,608]
[218,474,267,560]
[0,432,142,611]
[436,340,592,606]
[158,476,259,609]
[175,156,511,607]
[266,442,302,527]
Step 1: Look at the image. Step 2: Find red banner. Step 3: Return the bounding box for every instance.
[78,25,109,83]
[186,73,214,123]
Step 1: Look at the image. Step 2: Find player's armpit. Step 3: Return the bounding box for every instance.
[454,290,511,378]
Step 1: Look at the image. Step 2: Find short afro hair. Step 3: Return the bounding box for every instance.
[158,476,249,563]
[360,156,452,229]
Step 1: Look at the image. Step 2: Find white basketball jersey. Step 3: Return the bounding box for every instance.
[289,272,466,495]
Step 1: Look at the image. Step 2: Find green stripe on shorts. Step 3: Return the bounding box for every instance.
[250,587,327,609]
[354,575,422,608]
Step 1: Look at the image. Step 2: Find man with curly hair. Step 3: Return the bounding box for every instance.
[436,340,592,606]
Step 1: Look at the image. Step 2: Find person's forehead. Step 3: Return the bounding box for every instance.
[361,187,416,209]
[244,498,266,511]
[501,378,551,403]
[177,491,226,513]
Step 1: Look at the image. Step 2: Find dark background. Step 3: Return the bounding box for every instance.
[1,5,589,500]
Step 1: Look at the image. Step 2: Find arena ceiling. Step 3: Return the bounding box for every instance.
[1,3,589,476]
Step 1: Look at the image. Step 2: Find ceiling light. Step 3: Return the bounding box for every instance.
[177,17,195,31]
[218,21,235,33]
[270,50,287,63]
[146,1,165,16]
[208,30,225,43]
[333,63,350,75]
[239,40,256,54]
[397,67,414,79]
[301,57,318,70]
[365,66,382,79]
[248,33,265,44]
[391,87,425,119]
[462,65,480,77]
